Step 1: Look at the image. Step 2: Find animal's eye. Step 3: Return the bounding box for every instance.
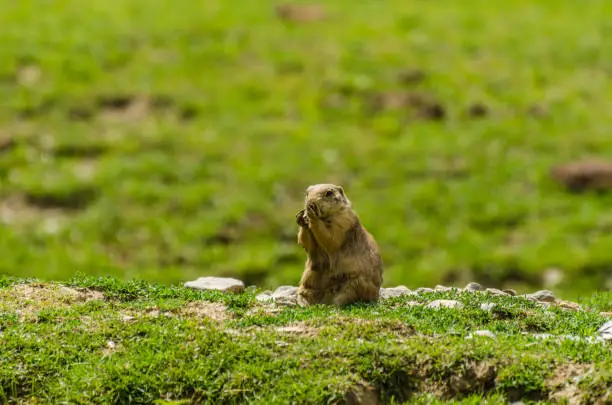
[325,190,334,197]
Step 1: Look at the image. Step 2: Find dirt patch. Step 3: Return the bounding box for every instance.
[0,195,68,227]
[15,283,104,303]
[446,361,497,397]
[119,307,165,321]
[93,94,177,122]
[555,299,582,311]
[246,304,285,317]
[222,321,319,339]
[119,301,230,323]
[368,91,415,111]
[310,317,416,340]
[344,382,380,405]
[274,321,320,337]
[550,159,612,192]
[181,301,231,322]
[0,283,105,321]
[350,359,602,403]
[97,95,151,121]
[366,91,446,121]
[374,319,416,338]
[547,363,593,404]
[24,185,98,211]
[275,3,326,23]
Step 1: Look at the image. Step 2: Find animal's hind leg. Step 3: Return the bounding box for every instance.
[296,286,323,306]
[331,278,380,306]
[297,267,324,306]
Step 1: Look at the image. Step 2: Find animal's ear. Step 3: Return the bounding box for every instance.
[336,185,345,195]
[306,185,314,193]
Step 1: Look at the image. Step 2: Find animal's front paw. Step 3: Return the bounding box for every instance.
[306,202,320,219]
[296,209,308,227]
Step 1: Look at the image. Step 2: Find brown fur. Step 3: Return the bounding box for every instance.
[295,184,383,306]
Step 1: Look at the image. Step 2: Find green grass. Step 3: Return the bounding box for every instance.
[2,0,612,299]
[0,276,610,404]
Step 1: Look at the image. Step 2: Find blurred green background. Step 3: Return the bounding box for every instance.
[1,0,612,300]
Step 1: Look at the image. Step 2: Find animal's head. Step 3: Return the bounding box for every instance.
[304,183,351,215]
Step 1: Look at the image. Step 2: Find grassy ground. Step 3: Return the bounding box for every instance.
[2,0,612,298]
[0,275,610,404]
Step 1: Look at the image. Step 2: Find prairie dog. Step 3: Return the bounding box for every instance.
[295,184,383,306]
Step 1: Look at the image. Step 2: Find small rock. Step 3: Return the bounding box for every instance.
[466,330,497,339]
[480,302,496,312]
[415,287,434,293]
[502,289,517,296]
[598,320,612,340]
[184,277,245,294]
[485,288,508,296]
[275,295,298,306]
[464,282,484,292]
[525,289,556,303]
[380,286,412,299]
[426,299,464,310]
[121,315,136,322]
[600,312,612,318]
[272,285,298,298]
[556,300,581,311]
